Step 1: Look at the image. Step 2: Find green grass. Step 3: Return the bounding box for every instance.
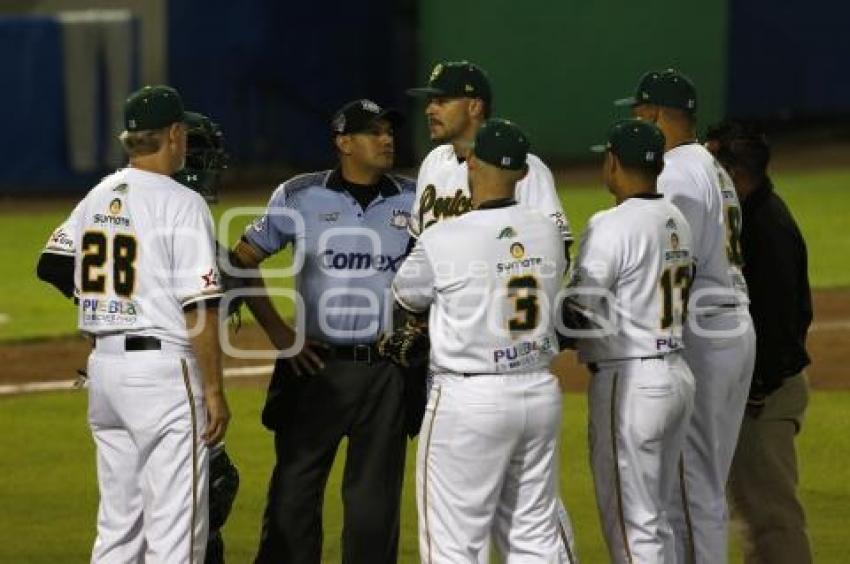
[2,389,848,562]
[2,167,849,341]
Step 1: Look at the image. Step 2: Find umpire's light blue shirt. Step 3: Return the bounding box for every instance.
[244,169,415,344]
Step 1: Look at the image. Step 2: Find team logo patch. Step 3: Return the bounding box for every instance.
[201,268,219,289]
[390,210,410,229]
[320,212,340,223]
[109,198,122,216]
[250,216,267,233]
[498,226,517,240]
[361,99,381,113]
[510,242,525,259]
[671,232,680,250]
[430,63,443,82]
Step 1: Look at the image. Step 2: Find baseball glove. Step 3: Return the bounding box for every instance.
[209,443,240,534]
[377,317,430,367]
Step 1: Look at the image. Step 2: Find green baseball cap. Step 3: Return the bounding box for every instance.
[124,85,186,132]
[406,61,492,104]
[591,119,665,169]
[614,68,697,113]
[473,118,529,170]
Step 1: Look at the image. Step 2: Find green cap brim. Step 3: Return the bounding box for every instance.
[406,87,446,98]
[589,144,609,154]
[613,96,637,107]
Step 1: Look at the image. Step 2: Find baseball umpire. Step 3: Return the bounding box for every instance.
[37,85,229,563]
[706,121,814,564]
[230,99,414,563]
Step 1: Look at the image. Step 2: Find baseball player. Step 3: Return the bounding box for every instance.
[407,60,577,558]
[616,69,756,563]
[563,119,695,563]
[406,60,572,254]
[36,85,228,563]
[230,99,415,563]
[393,119,575,563]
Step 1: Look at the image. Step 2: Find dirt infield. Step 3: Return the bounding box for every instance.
[1,288,847,391]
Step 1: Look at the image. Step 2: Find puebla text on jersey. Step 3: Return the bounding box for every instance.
[243,169,415,345]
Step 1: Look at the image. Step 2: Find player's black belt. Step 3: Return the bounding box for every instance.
[322,343,379,364]
[95,335,162,351]
[587,354,667,374]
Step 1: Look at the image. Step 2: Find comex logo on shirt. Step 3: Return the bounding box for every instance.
[321,249,405,272]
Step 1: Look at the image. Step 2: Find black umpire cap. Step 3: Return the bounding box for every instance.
[331,99,403,135]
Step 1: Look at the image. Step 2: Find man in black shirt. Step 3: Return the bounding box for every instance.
[706,121,813,564]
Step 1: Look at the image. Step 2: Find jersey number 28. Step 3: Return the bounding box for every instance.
[81,231,138,297]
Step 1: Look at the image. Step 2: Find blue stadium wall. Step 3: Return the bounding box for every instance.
[1,0,848,191]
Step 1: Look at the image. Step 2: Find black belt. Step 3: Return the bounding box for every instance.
[587,354,667,374]
[322,343,379,364]
[95,335,162,351]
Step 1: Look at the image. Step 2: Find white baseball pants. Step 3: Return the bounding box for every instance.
[668,310,756,564]
[588,353,695,564]
[417,372,576,563]
[87,337,209,564]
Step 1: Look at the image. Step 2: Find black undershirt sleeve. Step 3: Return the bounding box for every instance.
[36,252,75,299]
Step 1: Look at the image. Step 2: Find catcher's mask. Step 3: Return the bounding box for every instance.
[173,111,229,203]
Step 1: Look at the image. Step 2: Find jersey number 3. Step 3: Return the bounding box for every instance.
[81,231,138,297]
[508,275,540,332]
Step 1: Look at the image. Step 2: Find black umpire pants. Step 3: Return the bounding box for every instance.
[255,355,407,564]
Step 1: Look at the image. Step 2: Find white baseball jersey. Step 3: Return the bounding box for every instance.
[43,167,222,346]
[393,202,567,375]
[408,144,572,241]
[658,143,748,311]
[566,194,694,363]
[397,201,577,562]
[660,144,757,564]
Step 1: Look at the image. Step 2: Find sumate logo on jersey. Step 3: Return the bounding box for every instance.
[497,226,517,240]
[665,218,677,230]
[94,198,130,227]
[510,242,525,259]
[389,209,410,229]
[319,212,340,223]
[112,183,128,193]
